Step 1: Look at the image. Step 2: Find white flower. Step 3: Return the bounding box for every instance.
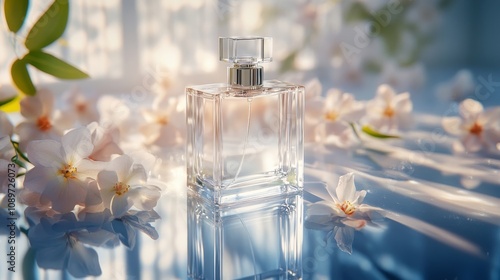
[406,0,441,35]
[306,88,364,147]
[436,69,475,101]
[87,122,123,161]
[140,95,184,147]
[15,89,73,150]
[28,213,114,278]
[63,89,99,125]
[306,173,384,254]
[442,99,500,152]
[97,155,161,218]
[24,127,98,213]
[364,84,413,133]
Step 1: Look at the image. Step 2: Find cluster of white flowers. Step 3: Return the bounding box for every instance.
[305,79,413,147]
[0,85,185,277]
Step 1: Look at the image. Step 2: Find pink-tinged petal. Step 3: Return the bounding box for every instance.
[52,110,76,131]
[109,155,134,181]
[482,128,500,151]
[334,226,355,254]
[20,95,43,119]
[27,140,63,168]
[393,92,412,113]
[442,117,463,136]
[62,127,93,164]
[459,99,483,120]
[127,151,156,174]
[336,173,356,202]
[67,242,102,277]
[376,84,396,102]
[111,194,133,217]
[77,159,107,180]
[127,185,161,211]
[304,78,322,100]
[16,122,61,150]
[24,166,58,193]
[323,121,350,135]
[0,112,13,136]
[461,134,482,152]
[342,218,367,230]
[85,180,104,212]
[325,89,343,109]
[127,164,147,185]
[97,170,119,208]
[305,98,325,120]
[37,89,55,115]
[307,201,345,223]
[482,108,500,127]
[50,179,87,213]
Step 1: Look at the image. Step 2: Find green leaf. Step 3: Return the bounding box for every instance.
[345,2,372,23]
[361,125,400,139]
[0,95,17,107]
[24,0,69,50]
[24,50,89,79]
[4,0,29,33]
[11,59,36,96]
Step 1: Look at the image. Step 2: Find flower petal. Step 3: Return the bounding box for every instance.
[459,99,483,120]
[442,117,463,136]
[334,226,355,254]
[97,170,118,208]
[127,185,161,211]
[27,140,63,168]
[62,127,93,164]
[336,173,356,202]
[67,242,102,278]
[111,194,133,217]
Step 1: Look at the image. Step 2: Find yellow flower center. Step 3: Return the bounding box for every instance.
[157,115,169,125]
[324,111,338,121]
[113,182,130,196]
[76,102,87,113]
[338,200,356,215]
[469,122,482,136]
[383,106,395,118]
[59,164,77,179]
[37,115,52,131]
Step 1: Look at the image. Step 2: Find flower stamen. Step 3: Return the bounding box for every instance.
[338,200,356,215]
[324,111,338,121]
[469,122,482,136]
[37,115,52,131]
[157,115,169,125]
[59,164,77,179]
[383,106,395,118]
[113,182,130,196]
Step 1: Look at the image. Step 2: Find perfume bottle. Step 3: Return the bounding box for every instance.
[186,37,304,205]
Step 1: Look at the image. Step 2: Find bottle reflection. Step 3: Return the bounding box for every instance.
[188,190,303,280]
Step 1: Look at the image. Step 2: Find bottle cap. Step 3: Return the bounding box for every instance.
[219,37,272,87]
[219,37,272,65]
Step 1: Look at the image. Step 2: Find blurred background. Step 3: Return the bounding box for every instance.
[1,0,499,98]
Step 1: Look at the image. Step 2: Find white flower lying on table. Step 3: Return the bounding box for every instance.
[306,88,365,147]
[306,173,385,254]
[442,98,500,153]
[364,84,413,133]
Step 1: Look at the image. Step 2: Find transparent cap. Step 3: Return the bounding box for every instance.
[219,37,272,65]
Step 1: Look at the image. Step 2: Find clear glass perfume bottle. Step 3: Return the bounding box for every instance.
[186,37,304,205]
